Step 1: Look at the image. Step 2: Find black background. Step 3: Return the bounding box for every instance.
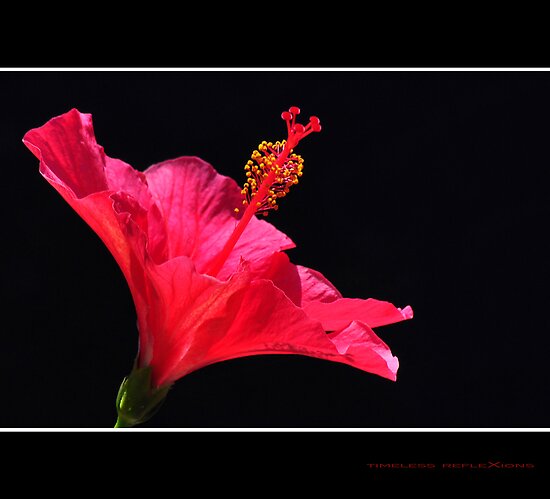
[1,72,548,440]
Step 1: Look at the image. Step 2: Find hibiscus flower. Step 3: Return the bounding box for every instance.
[23,107,413,427]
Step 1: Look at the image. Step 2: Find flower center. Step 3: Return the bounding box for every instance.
[237,139,304,216]
[206,106,321,278]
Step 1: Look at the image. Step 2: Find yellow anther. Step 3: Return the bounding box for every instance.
[236,137,305,216]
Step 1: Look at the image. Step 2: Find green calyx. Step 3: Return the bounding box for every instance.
[114,366,171,428]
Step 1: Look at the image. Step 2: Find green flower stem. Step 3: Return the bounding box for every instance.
[114,366,171,428]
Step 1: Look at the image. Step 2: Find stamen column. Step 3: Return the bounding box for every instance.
[206,107,321,278]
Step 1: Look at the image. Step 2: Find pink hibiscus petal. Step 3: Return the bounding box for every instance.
[303,297,414,330]
[399,305,414,320]
[146,261,257,387]
[328,321,399,381]
[295,265,343,305]
[24,109,155,205]
[23,109,108,197]
[22,110,159,315]
[144,158,294,279]
[247,252,343,307]
[168,279,399,383]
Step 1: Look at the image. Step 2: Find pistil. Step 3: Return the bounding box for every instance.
[206,107,321,278]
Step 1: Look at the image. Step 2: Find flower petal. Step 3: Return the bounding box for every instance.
[24,109,155,204]
[23,109,164,332]
[296,265,343,305]
[143,255,253,387]
[328,321,399,381]
[23,109,108,197]
[144,158,294,278]
[303,298,414,330]
[168,279,399,382]
[247,252,342,307]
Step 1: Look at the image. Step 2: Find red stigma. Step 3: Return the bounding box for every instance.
[281,106,322,148]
